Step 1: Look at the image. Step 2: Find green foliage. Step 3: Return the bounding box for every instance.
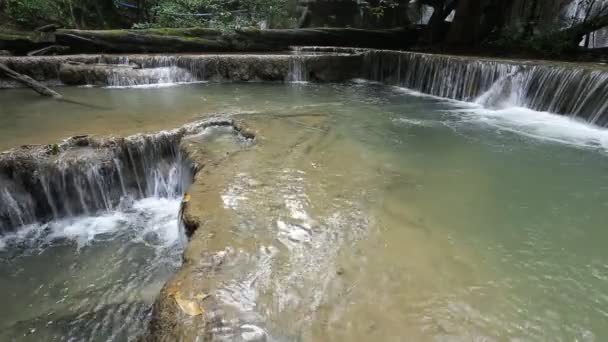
[145,0,290,29]
[485,28,578,58]
[369,6,385,19]
[6,0,64,26]
[50,144,60,155]
[4,0,124,29]
[2,0,290,29]
[367,0,402,18]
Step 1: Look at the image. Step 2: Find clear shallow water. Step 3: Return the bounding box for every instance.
[0,197,183,341]
[2,83,608,340]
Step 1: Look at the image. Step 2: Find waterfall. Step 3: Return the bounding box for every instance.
[287,56,308,82]
[364,50,518,101]
[0,132,194,233]
[104,66,197,87]
[364,50,608,127]
[0,119,247,234]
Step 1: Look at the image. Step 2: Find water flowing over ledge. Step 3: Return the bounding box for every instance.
[363,50,608,127]
[0,118,251,233]
[3,49,608,127]
[0,52,361,88]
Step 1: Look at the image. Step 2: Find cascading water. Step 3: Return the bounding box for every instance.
[287,56,308,82]
[364,50,519,101]
[0,131,194,233]
[363,50,608,127]
[64,54,322,87]
[0,118,252,341]
[0,130,193,340]
[0,118,244,232]
[101,55,199,87]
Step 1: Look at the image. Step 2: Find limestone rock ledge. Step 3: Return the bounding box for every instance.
[0,53,363,88]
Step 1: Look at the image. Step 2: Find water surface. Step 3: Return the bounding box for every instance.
[1,83,608,341]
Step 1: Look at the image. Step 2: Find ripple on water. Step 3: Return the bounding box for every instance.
[0,197,183,341]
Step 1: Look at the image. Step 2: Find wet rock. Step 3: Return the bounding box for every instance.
[240,324,267,342]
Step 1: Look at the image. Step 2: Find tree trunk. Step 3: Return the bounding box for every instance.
[55,27,419,53]
[0,63,62,98]
[480,0,514,41]
[522,0,539,39]
[447,0,482,46]
[26,45,69,56]
[427,1,458,44]
[563,12,608,45]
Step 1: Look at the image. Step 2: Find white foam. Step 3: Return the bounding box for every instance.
[277,219,312,244]
[0,197,182,250]
[132,197,182,246]
[393,86,479,107]
[48,212,128,247]
[392,85,608,151]
[394,117,440,128]
[451,105,608,151]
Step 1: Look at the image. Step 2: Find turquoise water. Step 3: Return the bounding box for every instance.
[1,83,608,340]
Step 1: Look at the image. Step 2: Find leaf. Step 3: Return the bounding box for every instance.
[174,291,204,316]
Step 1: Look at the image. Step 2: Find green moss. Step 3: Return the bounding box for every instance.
[145,27,221,37]
[50,144,60,155]
[0,29,32,41]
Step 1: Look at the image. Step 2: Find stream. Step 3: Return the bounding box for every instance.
[1,82,608,341]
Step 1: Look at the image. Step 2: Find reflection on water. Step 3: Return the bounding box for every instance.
[2,83,608,340]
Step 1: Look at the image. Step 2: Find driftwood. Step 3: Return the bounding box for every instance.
[27,45,70,56]
[0,63,62,98]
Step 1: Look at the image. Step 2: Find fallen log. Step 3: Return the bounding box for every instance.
[27,45,70,56]
[55,27,420,53]
[35,24,61,33]
[0,30,56,55]
[0,63,62,98]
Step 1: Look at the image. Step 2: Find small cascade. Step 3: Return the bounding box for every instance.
[364,50,519,101]
[516,66,608,126]
[104,66,197,87]
[287,56,308,82]
[475,71,524,109]
[363,50,608,127]
[97,55,197,87]
[0,119,245,233]
[0,133,193,233]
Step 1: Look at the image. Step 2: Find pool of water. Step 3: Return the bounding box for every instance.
[2,82,608,341]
